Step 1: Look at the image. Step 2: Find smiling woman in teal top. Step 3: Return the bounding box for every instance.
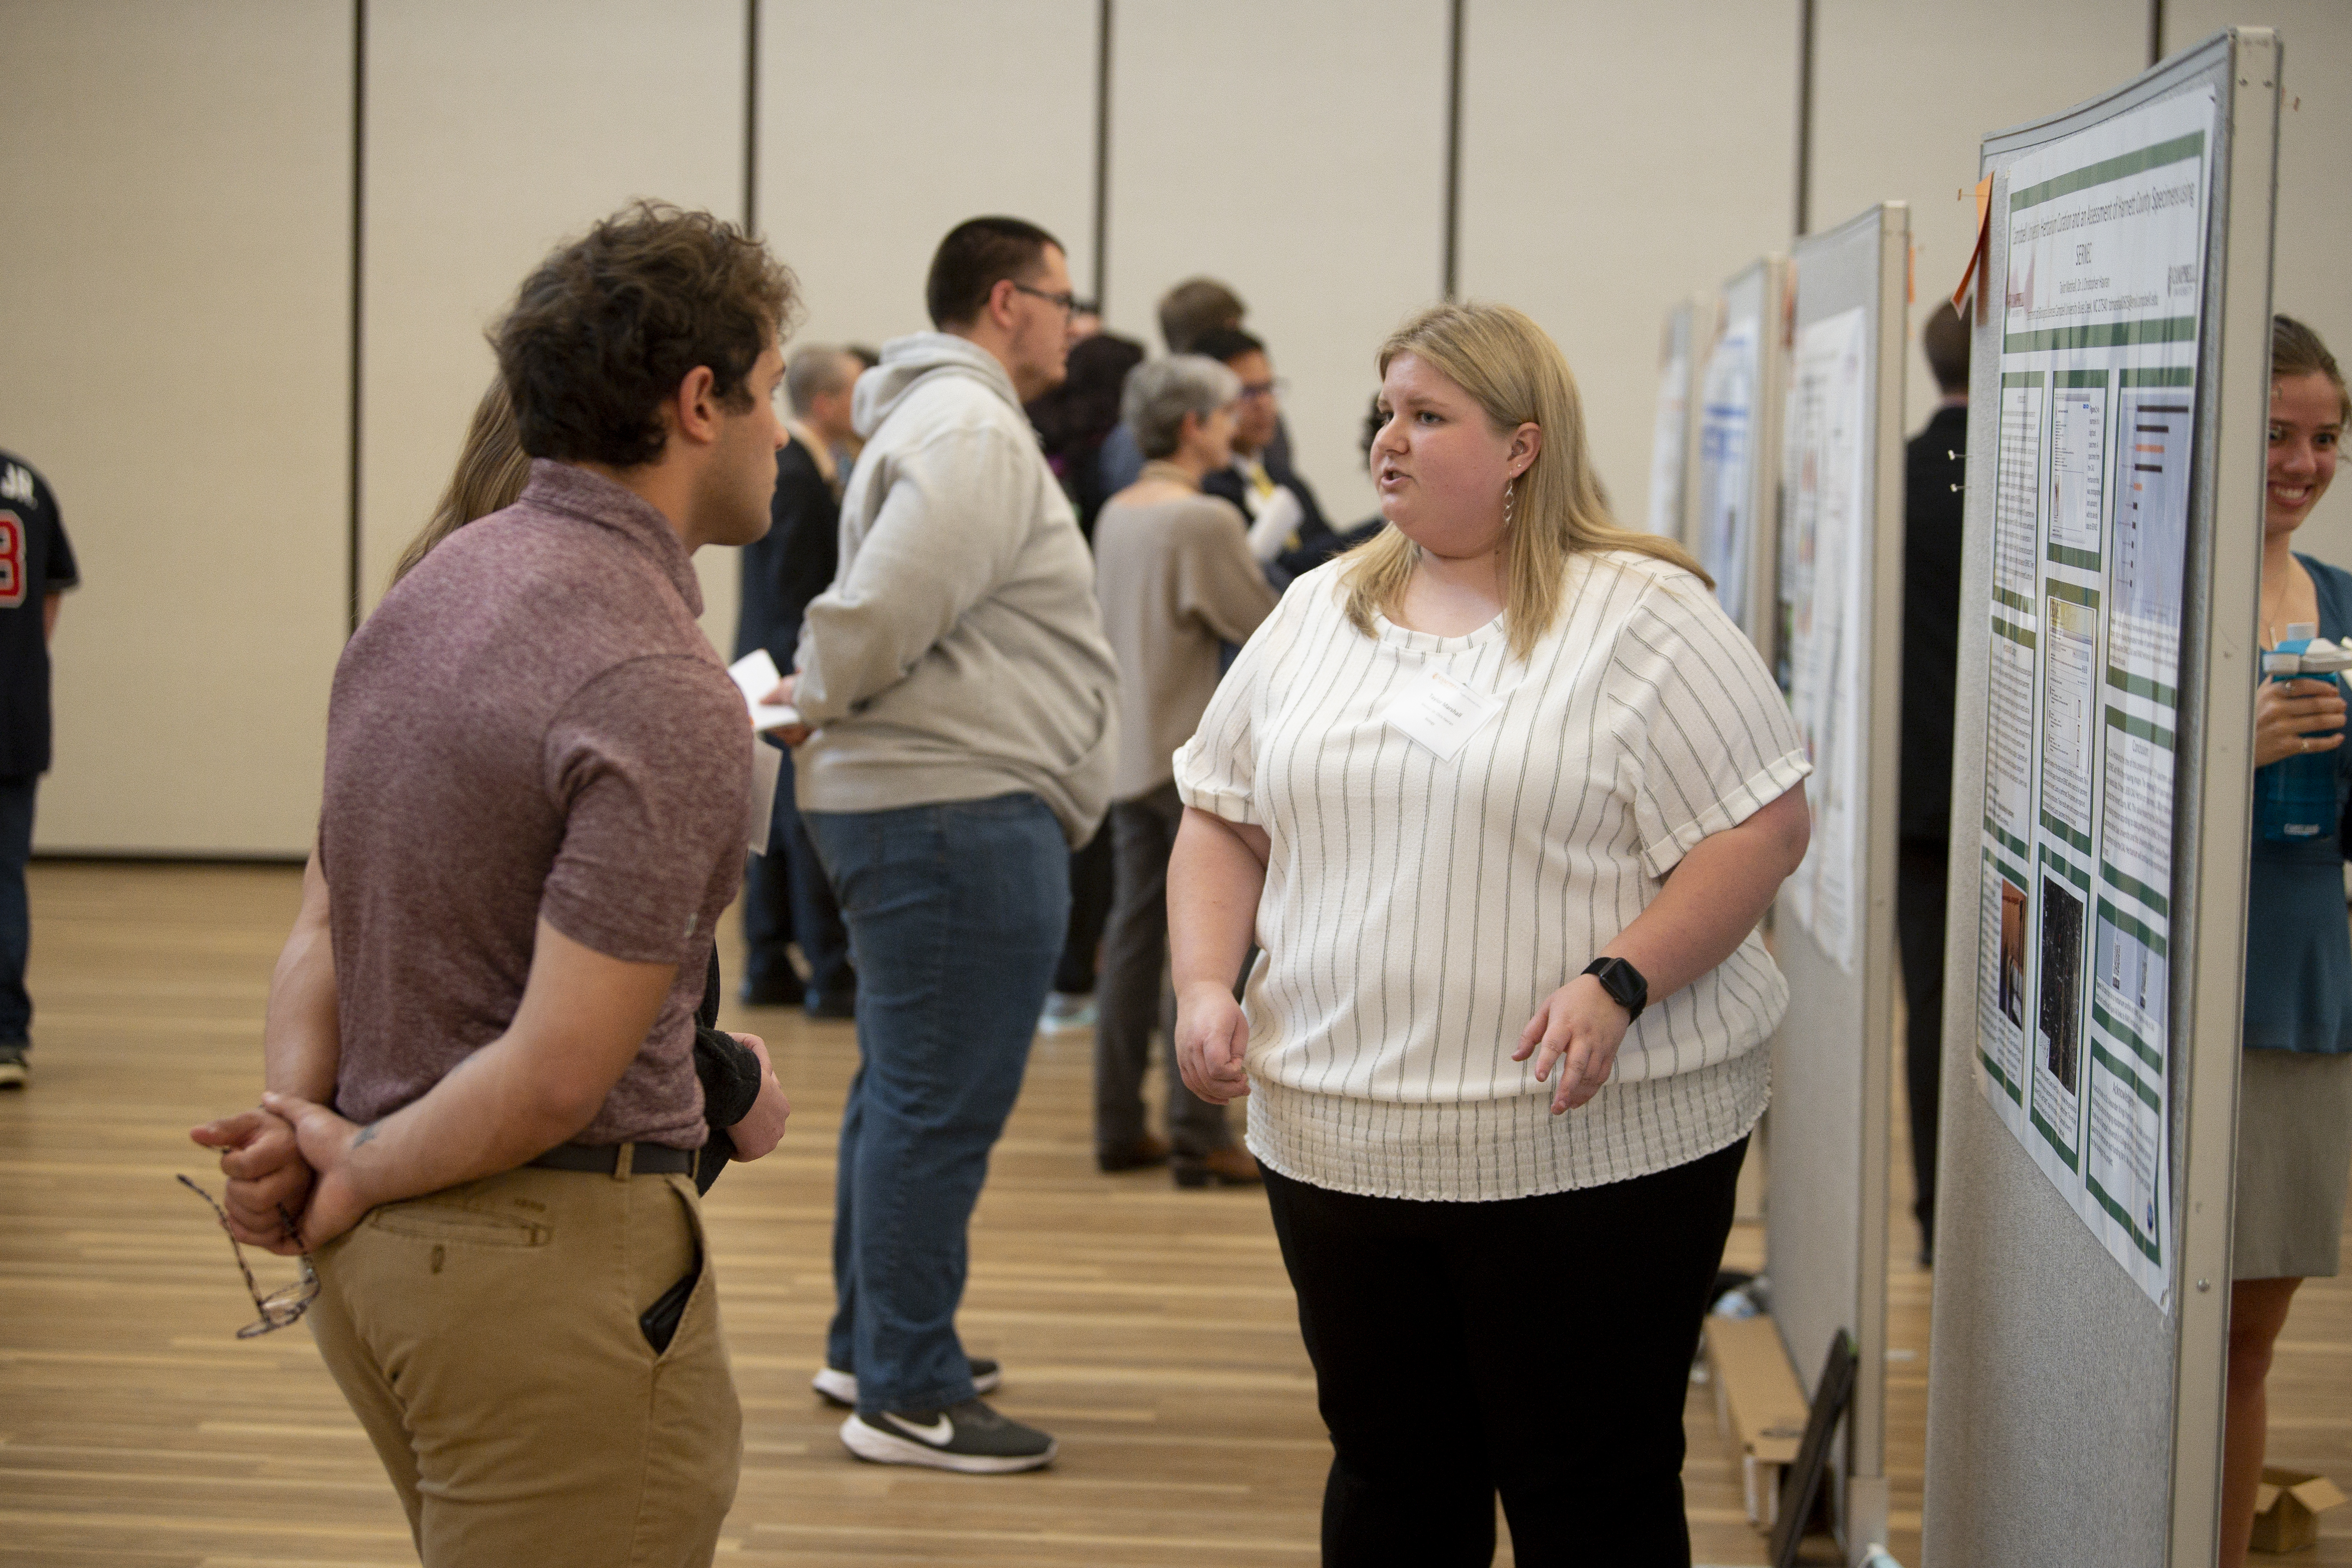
[2223,316,2352,1568]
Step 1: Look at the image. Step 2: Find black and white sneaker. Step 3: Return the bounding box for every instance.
[0,1042,25,1089]
[812,1357,1001,1409]
[840,1399,1056,1473]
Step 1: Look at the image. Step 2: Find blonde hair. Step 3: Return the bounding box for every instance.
[1342,302,1710,660]
[388,378,533,589]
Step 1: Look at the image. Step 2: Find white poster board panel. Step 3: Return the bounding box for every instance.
[1776,305,1872,969]
[1696,308,1762,632]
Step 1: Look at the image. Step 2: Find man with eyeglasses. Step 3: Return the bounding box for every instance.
[764,215,1117,1474]
[1190,325,1368,587]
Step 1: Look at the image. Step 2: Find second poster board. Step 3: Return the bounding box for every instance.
[1764,201,1909,1557]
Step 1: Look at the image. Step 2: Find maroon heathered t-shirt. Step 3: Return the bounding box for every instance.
[320,461,750,1149]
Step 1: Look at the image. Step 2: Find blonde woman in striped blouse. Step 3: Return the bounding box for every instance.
[1168,302,1811,1567]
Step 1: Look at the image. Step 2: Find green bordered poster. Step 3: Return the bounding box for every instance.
[1974,83,2212,1307]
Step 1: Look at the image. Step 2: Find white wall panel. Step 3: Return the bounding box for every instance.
[1457,0,1801,537]
[1105,0,1449,528]
[757,1,1097,356]
[360,0,747,643]
[0,0,351,855]
[1812,0,2147,444]
[2166,1,2352,564]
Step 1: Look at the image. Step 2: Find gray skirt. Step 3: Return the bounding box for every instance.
[2233,1047,2352,1280]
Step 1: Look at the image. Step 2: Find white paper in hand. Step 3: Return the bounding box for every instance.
[746,739,782,856]
[1382,667,1503,762]
[1246,486,1304,563]
[726,648,801,732]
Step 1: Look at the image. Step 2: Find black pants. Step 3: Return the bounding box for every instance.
[1052,817,1116,996]
[1895,839,1947,1250]
[1094,784,1230,1154]
[1261,1137,1748,1568]
[743,740,853,999]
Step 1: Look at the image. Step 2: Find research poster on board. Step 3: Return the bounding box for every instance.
[1648,324,1690,539]
[1697,318,1759,633]
[1777,306,1870,971]
[1974,84,2212,1306]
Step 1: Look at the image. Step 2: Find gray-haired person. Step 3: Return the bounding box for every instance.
[1091,356,1276,1185]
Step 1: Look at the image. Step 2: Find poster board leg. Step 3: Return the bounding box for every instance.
[1843,1474,1889,1565]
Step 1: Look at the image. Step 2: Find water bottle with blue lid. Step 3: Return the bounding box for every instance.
[2259,622,2350,842]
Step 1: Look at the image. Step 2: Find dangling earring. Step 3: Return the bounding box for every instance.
[1502,478,1516,529]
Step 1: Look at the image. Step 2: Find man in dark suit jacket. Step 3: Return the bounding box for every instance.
[1899,302,1970,1264]
[734,346,859,1015]
[1096,278,1297,497]
[1189,327,1373,588]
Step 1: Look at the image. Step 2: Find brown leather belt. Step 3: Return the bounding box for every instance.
[525,1141,697,1177]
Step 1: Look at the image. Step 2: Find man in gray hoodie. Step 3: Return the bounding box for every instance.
[773,217,1116,1473]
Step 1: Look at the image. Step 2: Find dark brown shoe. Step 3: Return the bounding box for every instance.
[1097,1134,1171,1173]
[1172,1145,1261,1188]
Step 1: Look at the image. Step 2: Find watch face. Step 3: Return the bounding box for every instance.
[1588,958,1645,1014]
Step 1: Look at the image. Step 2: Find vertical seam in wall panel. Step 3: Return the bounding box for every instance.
[348,0,366,635]
[745,0,759,231]
[1794,0,1815,238]
[1093,0,1112,310]
[1443,0,1464,300]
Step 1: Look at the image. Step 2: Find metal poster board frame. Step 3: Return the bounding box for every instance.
[1647,297,1697,541]
[1678,292,1720,549]
[1648,291,1720,548]
[1922,30,2277,1567]
[1766,199,1908,1559]
[1695,257,1791,649]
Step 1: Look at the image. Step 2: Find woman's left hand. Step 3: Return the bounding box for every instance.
[1514,975,1632,1115]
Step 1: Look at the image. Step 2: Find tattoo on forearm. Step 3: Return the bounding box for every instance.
[351,1122,381,1150]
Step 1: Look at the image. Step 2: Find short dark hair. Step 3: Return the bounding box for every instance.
[926,217,1062,330]
[1190,326,1265,367]
[1922,302,1969,394]
[495,201,797,468]
[1158,278,1245,353]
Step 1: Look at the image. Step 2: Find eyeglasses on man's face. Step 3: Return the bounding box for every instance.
[178,1173,320,1339]
[1237,378,1287,403]
[1010,282,1078,317]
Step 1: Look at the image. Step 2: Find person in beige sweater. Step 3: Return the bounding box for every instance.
[1091,355,1278,1185]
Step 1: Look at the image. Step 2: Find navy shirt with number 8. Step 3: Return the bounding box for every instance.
[0,450,79,779]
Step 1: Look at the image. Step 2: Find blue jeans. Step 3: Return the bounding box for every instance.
[802,793,1069,1415]
[0,776,35,1042]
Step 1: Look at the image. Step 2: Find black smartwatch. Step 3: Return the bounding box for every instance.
[1582,957,1648,1024]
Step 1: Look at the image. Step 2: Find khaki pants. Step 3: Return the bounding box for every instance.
[307,1163,740,1567]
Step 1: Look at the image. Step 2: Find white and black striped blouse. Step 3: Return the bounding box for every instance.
[1174,548,1810,1201]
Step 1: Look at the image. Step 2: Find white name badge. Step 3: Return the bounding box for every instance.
[1383,667,1503,762]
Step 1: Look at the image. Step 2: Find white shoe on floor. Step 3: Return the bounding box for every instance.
[1036,992,1097,1034]
[813,1357,1001,1409]
[839,1399,1055,1473]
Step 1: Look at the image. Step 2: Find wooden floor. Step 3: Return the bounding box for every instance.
[0,862,2342,1567]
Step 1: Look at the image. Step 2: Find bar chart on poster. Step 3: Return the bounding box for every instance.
[1970,84,2214,1307]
